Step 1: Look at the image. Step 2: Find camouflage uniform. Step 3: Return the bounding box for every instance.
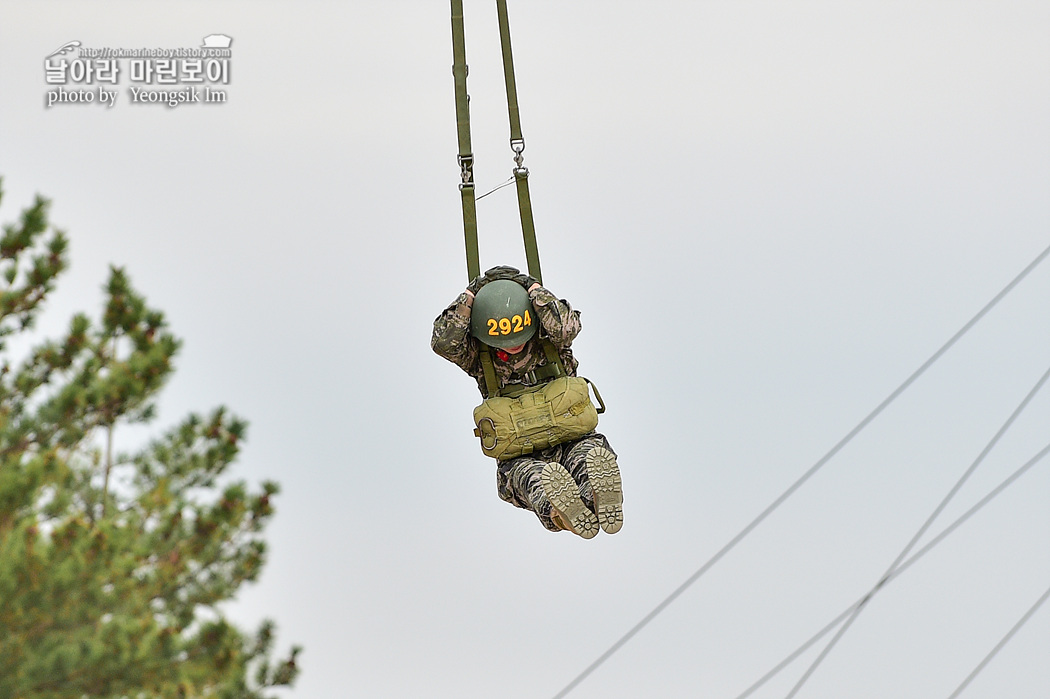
[432,284,620,533]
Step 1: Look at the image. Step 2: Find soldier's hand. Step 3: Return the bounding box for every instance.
[513,272,540,291]
[482,265,521,282]
[470,266,539,292]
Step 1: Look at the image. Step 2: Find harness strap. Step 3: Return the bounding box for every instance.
[451,0,480,281]
[495,0,523,144]
[538,338,566,379]
[451,0,540,283]
[479,347,500,398]
[495,0,542,284]
[481,336,568,399]
[514,173,540,282]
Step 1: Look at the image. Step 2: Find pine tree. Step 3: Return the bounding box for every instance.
[0,179,301,698]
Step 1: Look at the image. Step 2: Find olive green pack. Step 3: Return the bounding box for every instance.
[472,376,604,461]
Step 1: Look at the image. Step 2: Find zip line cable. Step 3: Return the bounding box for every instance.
[733,440,1050,699]
[784,363,1050,698]
[946,583,1050,699]
[552,242,1050,699]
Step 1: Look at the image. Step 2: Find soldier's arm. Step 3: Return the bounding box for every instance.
[528,284,582,348]
[431,290,480,373]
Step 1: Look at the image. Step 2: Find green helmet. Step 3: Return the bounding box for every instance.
[470,279,538,349]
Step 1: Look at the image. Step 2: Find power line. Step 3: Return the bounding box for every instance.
[551,243,1050,699]
[739,440,1050,697]
[734,440,1050,698]
[946,583,1050,699]
[784,363,1050,698]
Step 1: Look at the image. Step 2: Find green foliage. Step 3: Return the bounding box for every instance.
[0,179,301,698]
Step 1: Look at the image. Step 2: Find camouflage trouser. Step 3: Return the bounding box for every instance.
[496,432,616,532]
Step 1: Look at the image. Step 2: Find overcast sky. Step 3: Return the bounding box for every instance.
[2,2,1048,697]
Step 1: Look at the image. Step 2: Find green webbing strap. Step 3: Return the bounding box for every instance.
[479,337,566,399]
[539,338,567,379]
[479,347,500,398]
[495,0,542,284]
[461,183,480,281]
[495,0,523,143]
[515,173,541,283]
[451,0,480,281]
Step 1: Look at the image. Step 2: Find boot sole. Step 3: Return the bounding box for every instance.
[587,446,623,534]
[541,462,599,539]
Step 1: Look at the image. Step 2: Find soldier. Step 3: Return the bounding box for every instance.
[432,265,623,539]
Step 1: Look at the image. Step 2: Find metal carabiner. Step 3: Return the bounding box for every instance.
[457,153,474,189]
[510,138,527,175]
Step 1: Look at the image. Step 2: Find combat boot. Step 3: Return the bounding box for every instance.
[541,462,599,539]
[586,446,623,534]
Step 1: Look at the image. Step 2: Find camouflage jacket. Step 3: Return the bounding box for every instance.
[431,285,581,398]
